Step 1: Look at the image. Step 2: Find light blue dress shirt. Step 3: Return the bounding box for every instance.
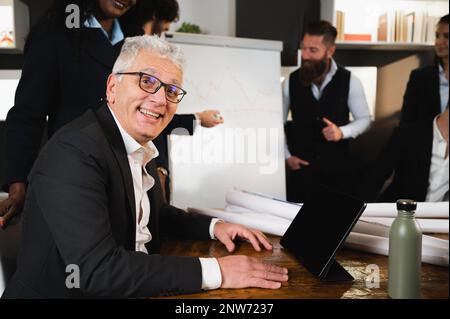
[84,15,124,46]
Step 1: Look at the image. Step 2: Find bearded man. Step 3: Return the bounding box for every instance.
[283,20,372,203]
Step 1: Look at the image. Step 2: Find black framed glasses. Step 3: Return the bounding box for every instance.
[116,72,187,103]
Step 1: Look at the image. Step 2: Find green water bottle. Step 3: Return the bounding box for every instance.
[388,199,422,299]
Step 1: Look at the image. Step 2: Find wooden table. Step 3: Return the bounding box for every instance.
[159,236,448,299]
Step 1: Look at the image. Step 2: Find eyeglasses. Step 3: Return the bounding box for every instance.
[115,72,187,103]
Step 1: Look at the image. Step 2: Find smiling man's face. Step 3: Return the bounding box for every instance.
[106,49,182,144]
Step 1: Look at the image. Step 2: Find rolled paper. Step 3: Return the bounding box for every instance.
[195,188,450,267]
[353,220,449,249]
[225,189,448,219]
[362,202,449,218]
[225,189,302,220]
[189,205,449,267]
[224,205,257,215]
[345,232,449,267]
[188,207,289,236]
[360,217,449,234]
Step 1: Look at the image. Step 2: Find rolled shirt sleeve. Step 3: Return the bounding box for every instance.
[339,74,373,139]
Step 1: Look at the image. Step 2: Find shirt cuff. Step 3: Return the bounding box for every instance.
[199,258,222,290]
[209,218,222,239]
[284,144,292,159]
[339,125,352,139]
[194,113,201,132]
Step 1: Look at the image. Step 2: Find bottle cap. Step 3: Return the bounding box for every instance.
[396,199,417,212]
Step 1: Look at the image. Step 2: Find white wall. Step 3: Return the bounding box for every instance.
[170,0,236,37]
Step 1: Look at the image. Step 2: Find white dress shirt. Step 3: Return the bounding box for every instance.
[283,59,372,158]
[108,106,222,289]
[426,117,449,202]
[439,64,449,112]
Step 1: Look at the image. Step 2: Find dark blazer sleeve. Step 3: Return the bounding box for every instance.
[154,114,197,170]
[160,204,213,241]
[29,130,204,297]
[400,69,422,125]
[357,128,401,202]
[153,134,169,170]
[2,22,60,191]
[400,65,441,125]
[164,114,196,135]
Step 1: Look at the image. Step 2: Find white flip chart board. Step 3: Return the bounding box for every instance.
[167,33,286,209]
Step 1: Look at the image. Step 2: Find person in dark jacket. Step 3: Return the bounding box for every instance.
[400,14,448,125]
[359,107,449,203]
[0,0,137,228]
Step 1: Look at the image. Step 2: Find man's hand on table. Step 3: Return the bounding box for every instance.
[213,221,289,289]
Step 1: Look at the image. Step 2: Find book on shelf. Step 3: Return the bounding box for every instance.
[405,11,415,43]
[395,10,405,42]
[335,10,345,41]
[376,10,440,44]
[343,34,372,42]
[413,12,426,43]
[377,13,388,42]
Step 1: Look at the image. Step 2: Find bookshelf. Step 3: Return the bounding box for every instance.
[0,0,29,52]
[336,41,434,51]
[321,0,448,47]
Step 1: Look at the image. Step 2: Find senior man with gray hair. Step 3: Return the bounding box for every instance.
[2,35,288,299]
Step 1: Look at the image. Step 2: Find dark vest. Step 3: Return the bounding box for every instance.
[286,65,351,174]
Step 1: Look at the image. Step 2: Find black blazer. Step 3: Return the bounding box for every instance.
[400,62,443,125]
[2,103,212,299]
[3,20,122,191]
[358,121,434,203]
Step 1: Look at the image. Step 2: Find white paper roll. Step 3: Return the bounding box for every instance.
[224,205,259,215]
[362,202,449,218]
[224,202,449,250]
[361,217,449,234]
[188,207,289,236]
[190,207,448,267]
[225,189,301,220]
[345,232,449,267]
[190,196,450,267]
[353,220,449,249]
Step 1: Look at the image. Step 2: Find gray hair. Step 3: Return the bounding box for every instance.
[112,35,185,79]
